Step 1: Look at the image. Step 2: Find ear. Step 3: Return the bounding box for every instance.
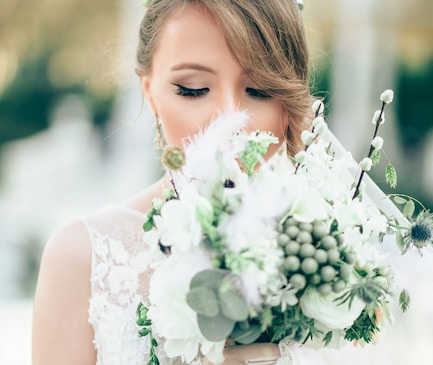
[141,76,158,116]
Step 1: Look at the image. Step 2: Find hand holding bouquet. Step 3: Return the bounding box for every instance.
[136,90,433,364]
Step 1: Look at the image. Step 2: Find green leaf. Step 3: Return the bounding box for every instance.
[323,331,333,346]
[190,269,227,290]
[230,321,262,344]
[370,150,381,167]
[143,219,155,232]
[197,312,235,341]
[393,196,407,205]
[385,163,397,189]
[186,287,220,317]
[218,288,249,321]
[395,229,409,254]
[399,289,410,313]
[402,200,415,219]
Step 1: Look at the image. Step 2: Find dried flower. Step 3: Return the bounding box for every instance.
[162,146,185,171]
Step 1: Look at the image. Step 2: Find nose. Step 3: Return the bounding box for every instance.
[218,88,241,113]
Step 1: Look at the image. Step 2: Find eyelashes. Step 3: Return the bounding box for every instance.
[173,84,209,98]
[245,87,272,99]
[172,84,272,99]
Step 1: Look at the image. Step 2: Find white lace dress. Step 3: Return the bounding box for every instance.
[82,204,325,365]
[83,204,170,365]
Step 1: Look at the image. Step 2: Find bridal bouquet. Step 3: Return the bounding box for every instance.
[136,90,433,364]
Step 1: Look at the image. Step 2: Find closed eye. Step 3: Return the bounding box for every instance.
[172,84,209,98]
[246,87,272,99]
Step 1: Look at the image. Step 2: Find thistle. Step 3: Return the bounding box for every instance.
[404,211,433,250]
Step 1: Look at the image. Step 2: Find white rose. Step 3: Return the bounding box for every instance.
[300,288,365,330]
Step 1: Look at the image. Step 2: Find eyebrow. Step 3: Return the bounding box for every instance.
[171,63,216,74]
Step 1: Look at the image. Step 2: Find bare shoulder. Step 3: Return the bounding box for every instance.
[43,219,91,266]
[32,219,96,365]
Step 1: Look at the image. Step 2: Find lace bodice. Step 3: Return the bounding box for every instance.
[83,204,178,365]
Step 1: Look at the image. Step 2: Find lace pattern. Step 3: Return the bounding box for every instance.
[83,205,178,365]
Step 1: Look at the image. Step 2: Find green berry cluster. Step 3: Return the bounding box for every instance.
[277,217,355,297]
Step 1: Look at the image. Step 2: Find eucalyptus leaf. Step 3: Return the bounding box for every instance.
[218,288,249,321]
[190,269,227,290]
[402,200,415,219]
[197,312,235,341]
[230,321,262,344]
[393,196,407,205]
[186,287,220,317]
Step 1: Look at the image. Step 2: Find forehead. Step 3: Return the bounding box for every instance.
[152,4,236,70]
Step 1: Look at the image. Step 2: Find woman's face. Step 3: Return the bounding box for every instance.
[142,4,287,154]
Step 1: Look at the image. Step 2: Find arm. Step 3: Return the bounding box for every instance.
[32,220,96,365]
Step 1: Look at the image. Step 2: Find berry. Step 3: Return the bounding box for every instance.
[301,258,319,275]
[320,265,336,282]
[312,221,328,240]
[290,273,307,290]
[314,249,328,264]
[284,256,301,272]
[299,243,316,258]
[277,233,290,246]
[285,241,300,255]
[318,283,333,296]
[285,226,300,239]
[299,223,313,232]
[327,248,340,265]
[332,280,346,293]
[321,235,338,250]
[297,231,313,244]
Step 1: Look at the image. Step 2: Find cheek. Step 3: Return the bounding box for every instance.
[153,94,213,146]
[248,103,287,149]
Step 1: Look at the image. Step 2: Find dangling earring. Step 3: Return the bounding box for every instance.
[154,115,186,173]
[154,115,167,150]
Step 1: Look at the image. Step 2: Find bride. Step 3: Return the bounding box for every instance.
[32,1,325,364]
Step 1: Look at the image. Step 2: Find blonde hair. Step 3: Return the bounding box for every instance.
[137,0,312,156]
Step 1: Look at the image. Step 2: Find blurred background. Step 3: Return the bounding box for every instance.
[0,0,432,364]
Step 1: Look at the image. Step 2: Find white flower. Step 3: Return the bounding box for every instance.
[148,250,225,363]
[300,288,365,330]
[154,183,212,253]
[286,176,330,223]
[380,89,394,104]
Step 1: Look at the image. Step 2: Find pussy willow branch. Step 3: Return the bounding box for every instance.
[352,101,386,200]
[294,106,322,174]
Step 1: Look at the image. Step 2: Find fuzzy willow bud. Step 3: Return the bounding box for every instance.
[371,110,385,125]
[380,89,394,104]
[371,136,384,150]
[359,157,373,172]
[312,100,324,114]
[301,131,315,146]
